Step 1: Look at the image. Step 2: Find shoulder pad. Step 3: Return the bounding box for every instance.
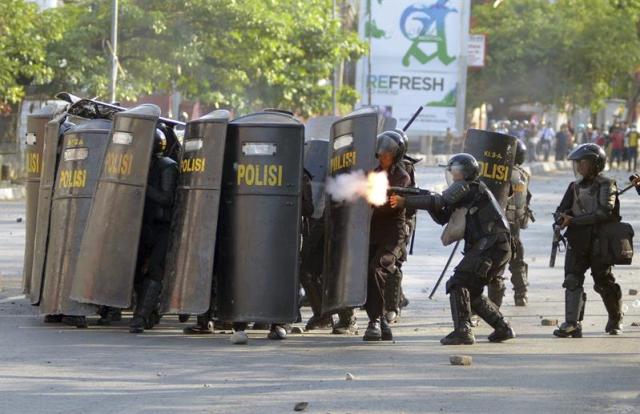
[157,156,178,169]
[595,174,614,186]
[441,180,471,205]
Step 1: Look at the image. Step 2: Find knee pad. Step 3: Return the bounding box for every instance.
[562,273,582,291]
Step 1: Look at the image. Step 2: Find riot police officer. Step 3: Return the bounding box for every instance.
[129,127,179,333]
[385,130,417,323]
[299,168,333,331]
[363,130,410,341]
[553,143,623,338]
[488,139,532,307]
[391,154,516,345]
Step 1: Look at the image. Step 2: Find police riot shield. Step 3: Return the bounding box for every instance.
[305,116,339,142]
[22,104,64,294]
[321,108,379,315]
[304,139,330,219]
[29,117,69,304]
[463,129,517,209]
[215,111,304,323]
[382,116,398,132]
[160,110,230,315]
[71,104,161,307]
[39,119,112,315]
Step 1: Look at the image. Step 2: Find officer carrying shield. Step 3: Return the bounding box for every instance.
[129,126,179,333]
[362,130,410,341]
[487,139,532,307]
[553,143,624,338]
[390,154,516,345]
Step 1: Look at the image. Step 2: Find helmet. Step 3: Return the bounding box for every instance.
[444,153,479,184]
[393,128,409,149]
[375,130,407,164]
[567,143,606,177]
[514,139,527,165]
[153,128,167,157]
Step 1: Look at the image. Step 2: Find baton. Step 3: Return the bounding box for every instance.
[617,183,635,195]
[429,240,460,299]
[402,106,424,132]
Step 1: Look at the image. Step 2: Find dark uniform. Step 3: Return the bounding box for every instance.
[553,143,623,338]
[363,130,410,341]
[488,140,532,307]
[129,129,178,333]
[299,169,332,330]
[399,154,515,345]
[384,156,419,322]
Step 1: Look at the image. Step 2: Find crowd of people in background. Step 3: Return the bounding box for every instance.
[480,119,639,171]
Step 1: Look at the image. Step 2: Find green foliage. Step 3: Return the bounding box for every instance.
[468,0,640,112]
[0,0,65,104]
[37,0,366,116]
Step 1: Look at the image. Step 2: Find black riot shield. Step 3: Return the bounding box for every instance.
[463,129,517,209]
[71,104,161,308]
[160,110,230,315]
[38,119,112,315]
[305,116,339,142]
[321,108,379,315]
[304,139,330,219]
[215,111,304,323]
[22,104,64,294]
[29,117,71,304]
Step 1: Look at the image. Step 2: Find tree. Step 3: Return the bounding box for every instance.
[467,0,640,117]
[0,0,65,107]
[38,0,366,116]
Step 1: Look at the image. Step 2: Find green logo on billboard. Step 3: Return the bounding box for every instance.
[400,0,457,67]
[426,86,457,107]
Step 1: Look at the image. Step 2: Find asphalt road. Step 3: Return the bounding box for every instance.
[0,166,638,414]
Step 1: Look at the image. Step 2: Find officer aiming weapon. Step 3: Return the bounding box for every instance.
[549,212,567,268]
[387,186,431,196]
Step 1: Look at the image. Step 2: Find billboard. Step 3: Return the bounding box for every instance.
[358,0,471,135]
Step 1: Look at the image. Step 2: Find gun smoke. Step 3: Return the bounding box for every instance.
[325,170,389,206]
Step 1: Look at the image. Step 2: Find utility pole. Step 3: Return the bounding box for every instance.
[367,0,372,106]
[332,0,338,115]
[110,0,119,103]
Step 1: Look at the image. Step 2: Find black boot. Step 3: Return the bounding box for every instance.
[267,324,288,340]
[471,295,515,342]
[554,288,584,338]
[305,314,333,331]
[61,315,88,328]
[178,314,190,323]
[332,309,358,335]
[441,288,475,345]
[97,306,122,326]
[183,312,214,334]
[380,317,393,341]
[363,319,382,341]
[43,314,63,323]
[599,284,623,335]
[514,292,528,307]
[129,279,162,334]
